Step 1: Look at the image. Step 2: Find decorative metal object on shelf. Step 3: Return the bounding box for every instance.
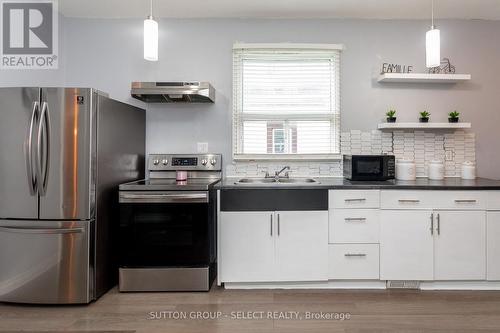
[381,62,414,74]
[428,58,456,74]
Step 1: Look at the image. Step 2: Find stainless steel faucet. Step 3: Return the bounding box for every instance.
[274,166,290,180]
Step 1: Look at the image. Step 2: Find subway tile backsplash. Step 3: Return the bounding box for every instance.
[226,129,475,178]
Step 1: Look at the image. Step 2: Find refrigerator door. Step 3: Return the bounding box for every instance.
[38,88,95,220]
[0,87,40,219]
[0,219,91,304]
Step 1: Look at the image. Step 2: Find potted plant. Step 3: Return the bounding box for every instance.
[419,111,430,123]
[448,111,460,123]
[386,109,397,123]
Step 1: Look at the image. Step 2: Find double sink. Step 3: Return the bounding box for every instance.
[235,177,319,185]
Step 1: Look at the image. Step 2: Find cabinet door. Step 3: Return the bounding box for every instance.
[380,210,434,280]
[275,211,328,281]
[220,212,275,282]
[487,212,500,280]
[434,211,486,280]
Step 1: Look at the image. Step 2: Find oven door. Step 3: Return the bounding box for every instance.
[352,156,384,180]
[118,191,213,268]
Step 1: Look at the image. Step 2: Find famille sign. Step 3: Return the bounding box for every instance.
[381,63,413,74]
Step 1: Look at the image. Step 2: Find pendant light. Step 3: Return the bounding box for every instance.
[144,0,158,61]
[426,0,440,68]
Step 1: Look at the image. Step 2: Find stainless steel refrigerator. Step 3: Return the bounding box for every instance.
[0,87,145,304]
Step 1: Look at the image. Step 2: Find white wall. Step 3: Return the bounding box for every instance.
[3,17,500,178]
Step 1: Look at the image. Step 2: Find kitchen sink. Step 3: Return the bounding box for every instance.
[236,178,276,183]
[277,178,318,183]
[235,178,319,185]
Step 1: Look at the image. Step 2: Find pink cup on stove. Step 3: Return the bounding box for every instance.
[176,171,188,181]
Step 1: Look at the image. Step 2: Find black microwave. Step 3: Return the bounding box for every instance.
[343,155,395,181]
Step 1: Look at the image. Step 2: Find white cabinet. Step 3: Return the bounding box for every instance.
[380,208,486,281]
[330,209,380,243]
[381,190,487,210]
[330,190,380,209]
[220,210,328,283]
[275,211,328,281]
[433,211,486,280]
[487,212,500,280]
[329,244,380,280]
[220,212,275,282]
[380,210,434,280]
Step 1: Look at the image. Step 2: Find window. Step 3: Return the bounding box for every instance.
[233,44,342,160]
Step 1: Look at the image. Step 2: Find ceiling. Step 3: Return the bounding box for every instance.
[59,0,500,20]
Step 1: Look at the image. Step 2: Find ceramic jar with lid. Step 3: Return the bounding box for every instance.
[461,161,476,180]
[428,160,444,180]
[396,158,416,181]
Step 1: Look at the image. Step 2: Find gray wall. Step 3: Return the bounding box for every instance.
[4,17,500,178]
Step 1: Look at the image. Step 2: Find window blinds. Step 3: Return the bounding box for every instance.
[233,45,341,159]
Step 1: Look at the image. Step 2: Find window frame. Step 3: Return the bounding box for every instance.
[232,43,343,161]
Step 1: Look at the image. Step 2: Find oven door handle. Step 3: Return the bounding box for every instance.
[119,192,209,203]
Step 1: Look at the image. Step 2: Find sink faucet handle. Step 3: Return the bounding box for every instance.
[275,166,291,178]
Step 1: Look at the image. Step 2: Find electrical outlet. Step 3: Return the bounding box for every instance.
[445,150,454,161]
[197,142,208,153]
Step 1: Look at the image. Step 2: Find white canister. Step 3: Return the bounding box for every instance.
[396,158,416,181]
[428,160,444,180]
[461,161,476,180]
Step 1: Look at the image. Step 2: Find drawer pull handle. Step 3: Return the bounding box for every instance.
[345,198,366,202]
[398,199,420,203]
[454,199,477,203]
[345,217,367,222]
[345,253,367,257]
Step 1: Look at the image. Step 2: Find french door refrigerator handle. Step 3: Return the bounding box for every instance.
[36,101,50,196]
[26,101,39,195]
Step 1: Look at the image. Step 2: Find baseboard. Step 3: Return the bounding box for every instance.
[223,280,500,290]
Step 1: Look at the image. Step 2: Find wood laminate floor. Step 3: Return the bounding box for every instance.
[1,286,500,332]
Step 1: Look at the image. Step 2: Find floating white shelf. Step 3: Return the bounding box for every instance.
[377,73,471,83]
[378,122,471,130]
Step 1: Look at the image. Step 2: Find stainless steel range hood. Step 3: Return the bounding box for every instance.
[131,82,215,103]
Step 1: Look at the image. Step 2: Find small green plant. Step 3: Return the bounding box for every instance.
[386,109,396,118]
[420,111,431,118]
[448,110,460,123]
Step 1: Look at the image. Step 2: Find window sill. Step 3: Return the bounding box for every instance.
[233,154,342,162]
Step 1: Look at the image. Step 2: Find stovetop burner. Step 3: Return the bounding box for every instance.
[119,154,222,191]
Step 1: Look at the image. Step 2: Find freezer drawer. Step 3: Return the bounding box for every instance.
[0,220,91,304]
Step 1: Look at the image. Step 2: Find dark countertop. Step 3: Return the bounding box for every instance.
[215,177,500,190]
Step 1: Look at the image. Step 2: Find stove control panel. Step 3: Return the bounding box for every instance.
[148,154,222,171]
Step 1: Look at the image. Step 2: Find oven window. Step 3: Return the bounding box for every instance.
[119,203,212,267]
[357,159,382,175]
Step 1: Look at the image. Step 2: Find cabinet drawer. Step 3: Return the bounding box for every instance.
[329,190,380,209]
[328,244,379,280]
[381,190,487,210]
[433,191,487,210]
[381,190,434,209]
[487,191,500,210]
[329,209,380,243]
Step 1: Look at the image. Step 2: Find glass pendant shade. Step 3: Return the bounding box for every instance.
[144,17,158,61]
[426,28,440,68]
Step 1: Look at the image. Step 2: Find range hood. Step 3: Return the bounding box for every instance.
[131,82,215,103]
